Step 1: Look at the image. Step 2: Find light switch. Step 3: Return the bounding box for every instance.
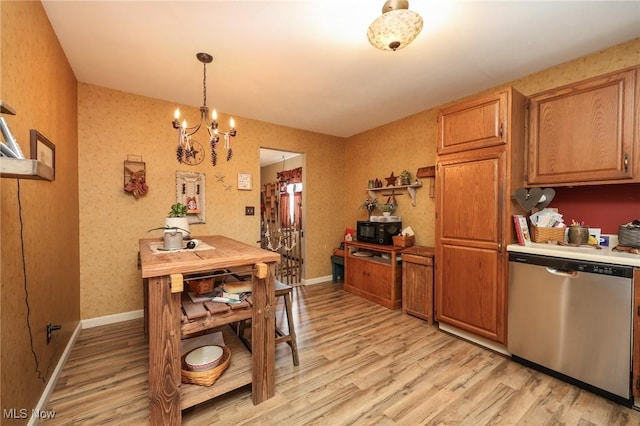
[245,206,255,216]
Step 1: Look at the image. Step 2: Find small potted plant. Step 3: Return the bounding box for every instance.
[164,202,190,239]
[400,170,411,185]
[382,203,396,216]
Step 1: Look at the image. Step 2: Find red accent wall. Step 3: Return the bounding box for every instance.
[548,183,640,234]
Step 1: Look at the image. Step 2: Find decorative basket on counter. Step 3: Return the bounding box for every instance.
[619,223,640,248]
[530,223,565,243]
[181,345,231,386]
[392,235,415,248]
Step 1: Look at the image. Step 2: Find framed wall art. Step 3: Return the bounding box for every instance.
[176,171,205,224]
[237,172,252,190]
[30,130,55,181]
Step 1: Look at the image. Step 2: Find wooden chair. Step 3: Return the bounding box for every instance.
[238,280,299,366]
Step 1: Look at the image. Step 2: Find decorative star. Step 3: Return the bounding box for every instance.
[385,172,397,187]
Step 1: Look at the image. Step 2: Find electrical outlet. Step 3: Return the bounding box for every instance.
[245,206,255,216]
[47,323,61,344]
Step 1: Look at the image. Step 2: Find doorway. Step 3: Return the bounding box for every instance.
[259,148,305,285]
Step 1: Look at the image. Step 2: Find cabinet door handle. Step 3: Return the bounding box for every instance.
[499,122,504,138]
[624,153,629,174]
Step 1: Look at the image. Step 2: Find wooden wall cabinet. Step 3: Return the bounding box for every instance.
[344,241,403,310]
[437,91,508,155]
[402,246,435,323]
[527,66,639,186]
[435,88,526,345]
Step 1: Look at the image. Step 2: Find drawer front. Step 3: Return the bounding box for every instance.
[403,253,433,266]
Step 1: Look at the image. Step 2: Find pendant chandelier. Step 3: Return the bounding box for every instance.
[172,52,236,166]
[367,0,423,51]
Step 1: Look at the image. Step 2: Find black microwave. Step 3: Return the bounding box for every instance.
[356,220,402,245]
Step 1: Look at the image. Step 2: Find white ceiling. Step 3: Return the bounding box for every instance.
[259,148,301,167]
[42,1,639,140]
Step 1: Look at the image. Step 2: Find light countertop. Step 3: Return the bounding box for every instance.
[507,242,640,268]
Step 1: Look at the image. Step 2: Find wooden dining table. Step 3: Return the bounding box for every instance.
[139,235,281,425]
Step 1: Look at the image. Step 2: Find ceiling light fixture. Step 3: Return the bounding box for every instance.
[367,0,423,51]
[172,52,236,166]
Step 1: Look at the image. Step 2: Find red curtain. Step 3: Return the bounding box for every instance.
[277,167,303,229]
[293,191,302,229]
[277,167,302,184]
[280,191,290,228]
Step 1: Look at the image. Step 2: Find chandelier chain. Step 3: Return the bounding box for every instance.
[202,62,207,107]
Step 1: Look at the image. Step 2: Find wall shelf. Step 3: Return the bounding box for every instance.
[1,158,54,181]
[368,182,422,206]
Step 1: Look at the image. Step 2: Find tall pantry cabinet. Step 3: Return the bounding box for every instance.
[435,88,526,345]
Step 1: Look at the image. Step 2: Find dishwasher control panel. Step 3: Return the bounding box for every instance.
[508,252,633,278]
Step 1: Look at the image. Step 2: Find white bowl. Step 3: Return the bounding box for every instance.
[184,345,224,371]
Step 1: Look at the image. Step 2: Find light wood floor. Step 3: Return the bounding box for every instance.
[46,281,640,425]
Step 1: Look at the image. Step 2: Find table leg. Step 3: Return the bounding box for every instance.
[143,277,149,341]
[148,275,182,425]
[251,263,276,404]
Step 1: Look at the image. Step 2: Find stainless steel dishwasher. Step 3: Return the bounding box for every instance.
[508,252,634,405]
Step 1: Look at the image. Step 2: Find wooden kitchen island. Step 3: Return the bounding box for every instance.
[139,235,281,425]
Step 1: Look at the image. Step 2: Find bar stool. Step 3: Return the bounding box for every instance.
[238,280,299,366]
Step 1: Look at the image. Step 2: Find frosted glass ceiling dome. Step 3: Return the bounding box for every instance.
[367,0,423,51]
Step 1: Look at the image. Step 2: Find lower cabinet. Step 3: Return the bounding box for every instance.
[401,246,435,323]
[344,241,403,310]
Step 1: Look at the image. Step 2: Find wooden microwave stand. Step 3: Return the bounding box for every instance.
[139,235,280,425]
[344,240,404,309]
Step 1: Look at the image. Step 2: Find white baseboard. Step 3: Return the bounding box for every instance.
[438,323,510,356]
[81,309,144,329]
[302,275,334,286]
[30,310,144,423]
[29,321,82,426]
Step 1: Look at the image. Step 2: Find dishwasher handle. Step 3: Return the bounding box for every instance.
[546,267,578,278]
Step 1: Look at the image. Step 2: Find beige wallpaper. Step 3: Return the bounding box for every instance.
[345,110,439,247]
[78,84,345,319]
[345,38,640,249]
[1,1,80,417]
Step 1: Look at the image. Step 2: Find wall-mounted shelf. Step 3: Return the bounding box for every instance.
[1,158,54,181]
[368,182,423,206]
[416,166,436,198]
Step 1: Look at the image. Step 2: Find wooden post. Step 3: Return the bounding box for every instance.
[148,275,182,425]
[251,262,276,404]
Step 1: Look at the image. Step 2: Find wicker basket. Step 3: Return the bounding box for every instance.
[392,235,415,248]
[181,345,231,386]
[619,225,640,248]
[530,223,565,243]
[188,278,214,296]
